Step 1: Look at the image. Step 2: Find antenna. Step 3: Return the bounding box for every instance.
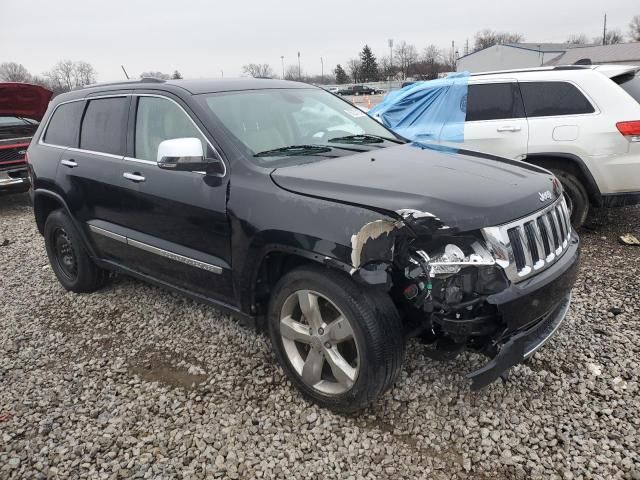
[121,65,130,80]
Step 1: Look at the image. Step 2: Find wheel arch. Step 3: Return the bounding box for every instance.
[33,189,97,257]
[525,153,602,207]
[245,243,354,319]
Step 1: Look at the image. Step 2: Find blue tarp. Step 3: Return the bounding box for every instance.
[369,72,470,144]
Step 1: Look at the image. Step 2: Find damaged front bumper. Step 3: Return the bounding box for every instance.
[0,166,29,194]
[468,231,580,389]
[468,292,571,389]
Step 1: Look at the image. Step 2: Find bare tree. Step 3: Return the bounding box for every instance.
[473,29,524,52]
[284,65,300,81]
[630,15,640,42]
[346,58,362,83]
[44,60,97,92]
[0,62,32,82]
[378,55,397,81]
[393,41,418,80]
[413,45,444,80]
[242,63,275,78]
[594,29,625,45]
[139,71,171,80]
[75,61,96,86]
[566,33,590,45]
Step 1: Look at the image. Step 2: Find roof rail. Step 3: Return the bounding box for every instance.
[83,77,167,89]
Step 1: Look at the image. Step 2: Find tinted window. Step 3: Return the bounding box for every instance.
[43,101,84,147]
[80,97,128,155]
[466,83,525,121]
[520,82,594,117]
[135,97,207,162]
[614,72,640,104]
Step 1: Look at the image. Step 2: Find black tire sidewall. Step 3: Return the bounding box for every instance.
[44,209,103,292]
[552,170,589,228]
[268,267,399,412]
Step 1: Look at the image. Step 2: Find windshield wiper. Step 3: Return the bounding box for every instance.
[328,134,403,144]
[254,145,333,157]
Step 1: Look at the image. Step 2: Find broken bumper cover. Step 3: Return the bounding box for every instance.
[467,231,580,390]
[468,292,571,389]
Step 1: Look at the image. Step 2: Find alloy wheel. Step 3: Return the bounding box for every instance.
[279,290,360,395]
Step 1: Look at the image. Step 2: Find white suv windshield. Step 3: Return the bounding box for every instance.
[197,88,399,165]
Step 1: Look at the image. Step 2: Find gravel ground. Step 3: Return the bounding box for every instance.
[1,192,639,479]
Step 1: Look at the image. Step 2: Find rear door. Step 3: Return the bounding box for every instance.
[458,81,529,160]
[56,94,131,261]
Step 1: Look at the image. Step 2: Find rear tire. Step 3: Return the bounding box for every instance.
[551,169,589,228]
[44,209,108,293]
[268,265,404,413]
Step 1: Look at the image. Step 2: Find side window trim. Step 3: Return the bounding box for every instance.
[39,98,85,149]
[127,93,226,177]
[518,80,598,118]
[465,81,526,123]
[78,95,130,157]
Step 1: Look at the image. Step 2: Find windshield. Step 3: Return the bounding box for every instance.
[196,88,401,166]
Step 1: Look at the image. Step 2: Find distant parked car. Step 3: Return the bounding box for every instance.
[336,85,377,96]
[0,83,52,194]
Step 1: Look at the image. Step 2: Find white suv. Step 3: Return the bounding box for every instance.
[442,65,640,227]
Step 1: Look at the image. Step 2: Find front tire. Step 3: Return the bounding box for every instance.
[551,170,589,228]
[44,209,108,293]
[268,265,404,413]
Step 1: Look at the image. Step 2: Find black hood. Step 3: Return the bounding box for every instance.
[270,144,561,232]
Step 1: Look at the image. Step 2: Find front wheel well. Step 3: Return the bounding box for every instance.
[34,194,64,234]
[525,155,601,206]
[253,252,317,314]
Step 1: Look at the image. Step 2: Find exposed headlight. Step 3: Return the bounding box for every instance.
[414,241,496,277]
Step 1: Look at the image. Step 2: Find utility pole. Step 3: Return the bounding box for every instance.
[464,39,469,56]
[220,70,223,78]
[602,13,607,45]
[320,57,324,84]
[297,51,301,81]
[281,56,285,79]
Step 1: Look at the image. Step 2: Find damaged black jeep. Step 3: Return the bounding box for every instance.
[28,78,579,412]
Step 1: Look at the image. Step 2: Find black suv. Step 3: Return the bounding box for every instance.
[28,78,579,412]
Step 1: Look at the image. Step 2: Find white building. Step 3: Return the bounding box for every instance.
[456,42,640,72]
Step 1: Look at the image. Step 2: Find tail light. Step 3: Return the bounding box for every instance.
[616,121,640,142]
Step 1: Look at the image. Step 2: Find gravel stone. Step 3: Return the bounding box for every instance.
[1,193,639,479]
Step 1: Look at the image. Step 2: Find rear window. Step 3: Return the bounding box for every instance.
[80,97,129,155]
[466,83,525,121]
[43,101,84,147]
[613,71,640,104]
[520,82,595,117]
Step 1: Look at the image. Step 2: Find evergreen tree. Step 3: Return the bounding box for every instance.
[334,64,349,84]
[359,45,379,82]
[172,70,183,79]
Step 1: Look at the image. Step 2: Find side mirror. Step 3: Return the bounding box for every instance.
[157,137,225,175]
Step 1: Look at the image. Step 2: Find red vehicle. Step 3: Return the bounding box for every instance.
[0,83,52,194]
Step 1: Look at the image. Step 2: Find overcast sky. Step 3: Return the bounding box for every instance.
[1,0,638,81]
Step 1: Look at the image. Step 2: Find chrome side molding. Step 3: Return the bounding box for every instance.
[88,224,222,274]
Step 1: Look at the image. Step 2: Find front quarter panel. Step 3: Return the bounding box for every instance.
[227,161,396,313]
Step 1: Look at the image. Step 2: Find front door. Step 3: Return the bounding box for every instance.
[116,94,233,303]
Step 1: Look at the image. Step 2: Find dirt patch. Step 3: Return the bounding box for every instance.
[128,349,208,390]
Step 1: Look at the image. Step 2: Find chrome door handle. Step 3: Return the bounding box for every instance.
[497,126,521,132]
[60,159,78,168]
[123,172,146,183]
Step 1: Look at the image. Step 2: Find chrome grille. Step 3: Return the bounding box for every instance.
[482,196,572,283]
